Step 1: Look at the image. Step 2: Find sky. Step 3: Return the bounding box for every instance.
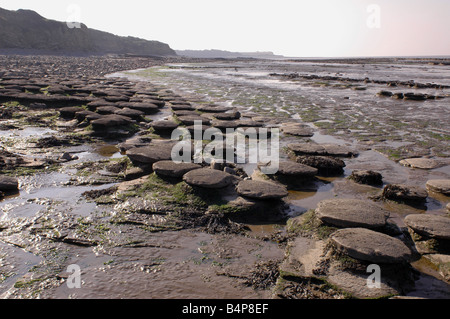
[1,0,449,57]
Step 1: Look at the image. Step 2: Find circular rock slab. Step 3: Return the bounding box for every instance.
[399,158,442,169]
[275,161,318,177]
[316,199,389,229]
[426,179,450,196]
[152,161,202,178]
[288,143,358,158]
[126,142,178,165]
[236,180,288,200]
[330,228,412,264]
[404,214,450,240]
[183,168,234,189]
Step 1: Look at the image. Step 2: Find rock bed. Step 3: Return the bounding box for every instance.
[1,55,450,299]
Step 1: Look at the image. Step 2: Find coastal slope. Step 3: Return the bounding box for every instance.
[0,7,176,56]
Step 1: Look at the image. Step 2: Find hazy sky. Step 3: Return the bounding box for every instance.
[1,0,449,57]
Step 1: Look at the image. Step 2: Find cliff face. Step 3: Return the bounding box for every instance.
[0,8,176,56]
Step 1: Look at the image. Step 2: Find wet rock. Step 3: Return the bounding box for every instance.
[114,107,145,120]
[399,158,442,169]
[211,120,240,130]
[348,170,383,186]
[377,90,393,97]
[59,106,84,119]
[213,112,241,120]
[96,105,122,115]
[177,115,210,126]
[152,161,202,178]
[275,161,318,178]
[183,168,234,189]
[171,104,196,111]
[0,175,19,191]
[236,180,288,200]
[123,102,160,114]
[315,199,389,229]
[197,105,230,113]
[90,114,135,130]
[330,228,412,264]
[150,120,179,133]
[281,123,314,137]
[404,93,427,101]
[425,179,450,195]
[294,155,345,176]
[75,110,101,122]
[58,152,79,162]
[126,142,177,165]
[382,184,428,203]
[404,214,450,240]
[288,143,358,158]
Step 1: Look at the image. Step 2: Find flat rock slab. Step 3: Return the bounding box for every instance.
[316,199,389,229]
[0,176,19,191]
[274,161,318,177]
[426,179,450,195]
[177,116,210,126]
[236,180,288,200]
[152,161,202,178]
[399,158,442,169]
[90,114,134,130]
[281,123,314,137]
[382,184,428,202]
[183,168,234,189]
[150,120,179,132]
[126,142,178,164]
[404,214,450,240]
[330,228,412,264]
[288,143,358,157]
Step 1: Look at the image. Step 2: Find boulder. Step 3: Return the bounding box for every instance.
[425,179,450,195]
[315,198,389,229]
[183,168,234,189]
[330,228,412,264]
[349,170,383,186]
[0,175,19,191]
[153,161,202,178]
[236,180,288,200]
[404,214,450,240]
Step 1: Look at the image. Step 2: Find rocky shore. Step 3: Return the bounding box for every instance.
[0,55,449,299]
